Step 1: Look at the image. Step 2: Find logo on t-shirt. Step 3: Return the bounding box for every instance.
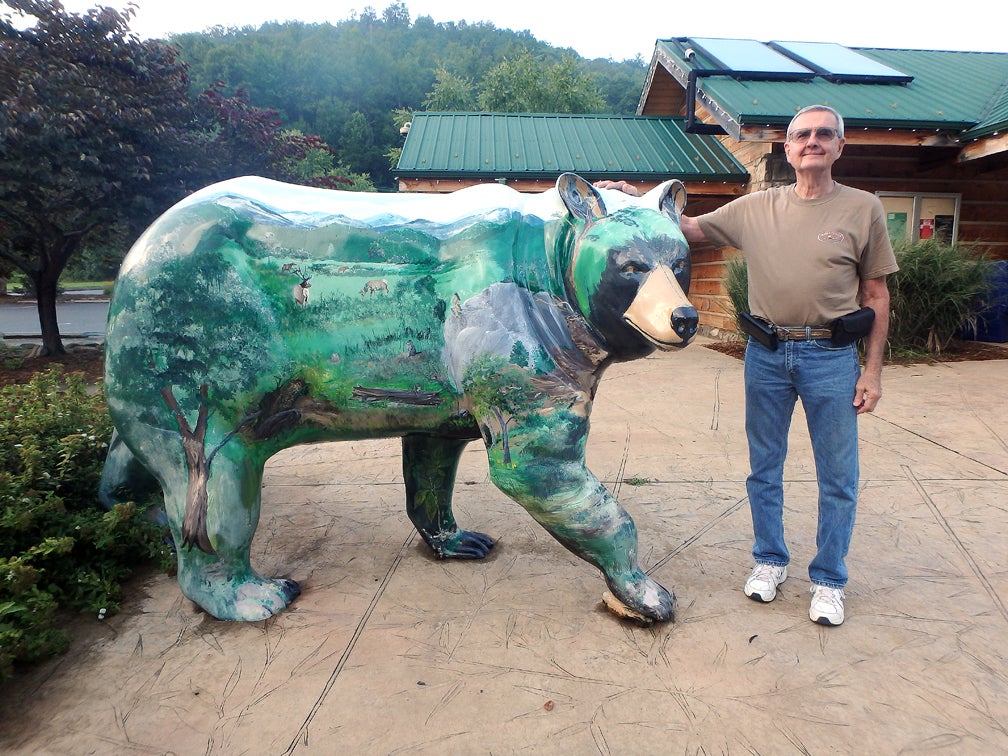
[818,231,845,244]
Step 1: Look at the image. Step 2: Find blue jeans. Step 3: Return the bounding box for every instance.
[744,338,861,589]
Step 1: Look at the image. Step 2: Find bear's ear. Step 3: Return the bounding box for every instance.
[658,179,687,223]
[557,173,607,224]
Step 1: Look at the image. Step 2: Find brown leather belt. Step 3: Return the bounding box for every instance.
[773,325,833,341]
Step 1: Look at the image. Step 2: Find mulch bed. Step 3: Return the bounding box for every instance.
[0,343,105,387]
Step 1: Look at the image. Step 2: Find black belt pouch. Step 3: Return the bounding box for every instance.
[739,311,778,351]
[831,307,875,346]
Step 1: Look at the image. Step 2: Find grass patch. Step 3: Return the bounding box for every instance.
[624,476,651,487]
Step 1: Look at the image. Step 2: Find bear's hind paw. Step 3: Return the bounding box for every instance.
[184,575,301,622]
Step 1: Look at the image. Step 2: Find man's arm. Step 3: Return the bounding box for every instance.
[678,214,709,245]
[593,180,710,245]
[854,275,890,414]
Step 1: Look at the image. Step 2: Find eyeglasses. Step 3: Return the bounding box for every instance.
[788,127,840,143]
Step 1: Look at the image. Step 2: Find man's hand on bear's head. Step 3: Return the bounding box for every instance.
[593,180,641,197]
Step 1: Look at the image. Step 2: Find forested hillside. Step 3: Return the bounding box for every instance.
[171,2,647,188]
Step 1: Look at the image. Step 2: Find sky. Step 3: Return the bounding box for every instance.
[29,0,1008,60]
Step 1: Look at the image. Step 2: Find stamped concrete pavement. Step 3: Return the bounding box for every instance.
[2,338,1007,754]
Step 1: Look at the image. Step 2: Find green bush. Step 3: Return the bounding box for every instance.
[721,241,990,355]
[889,240,990,354]
[0,367,169,681]
[724,255,749,334]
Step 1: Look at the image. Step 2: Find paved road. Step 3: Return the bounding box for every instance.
[0,297,109,339]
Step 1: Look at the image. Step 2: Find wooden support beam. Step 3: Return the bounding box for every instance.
[959,133,1008,162]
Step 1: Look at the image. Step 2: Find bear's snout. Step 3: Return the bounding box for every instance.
[671,305,699,345]
[622,265,697,349]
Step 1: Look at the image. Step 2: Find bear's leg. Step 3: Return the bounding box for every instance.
[165,451,300,621]
[98,430,166,523]
[490,461,675,622]
[402,433,494,558]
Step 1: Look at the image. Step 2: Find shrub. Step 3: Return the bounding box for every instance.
[0,367,168,681]
[888,240,990,354]
[723,254,749,334]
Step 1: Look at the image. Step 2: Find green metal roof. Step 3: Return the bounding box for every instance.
[396,113,748,182]
[655,40,1008,138]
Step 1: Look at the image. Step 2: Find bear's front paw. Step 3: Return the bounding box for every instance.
[604,572,676,623]
[427,529,495,559]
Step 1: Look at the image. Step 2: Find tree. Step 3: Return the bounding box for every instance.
[423,67,478,111]
[509,340,530,368]
[544,54,610,114]
[339,111,378,177]
[0,259,14,295]
[0,1,344,354]
[0,1,193,354]
[191,84,345,188]
[477,51,607,114]
[381,1,410,26]
[462,354,539,467]
[385,107,413,170]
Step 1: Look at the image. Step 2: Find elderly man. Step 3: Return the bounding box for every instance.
[599,104,898,625]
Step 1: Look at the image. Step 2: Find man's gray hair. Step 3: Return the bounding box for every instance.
[787,105,845,139]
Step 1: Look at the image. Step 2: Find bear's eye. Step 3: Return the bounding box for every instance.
[621,262,649,275]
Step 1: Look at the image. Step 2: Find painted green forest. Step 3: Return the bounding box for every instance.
[104,192,566,428]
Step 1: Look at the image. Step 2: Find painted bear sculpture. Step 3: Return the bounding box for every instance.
[101,172,697,623]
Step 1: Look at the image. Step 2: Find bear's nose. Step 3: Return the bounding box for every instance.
[672,306,698,343]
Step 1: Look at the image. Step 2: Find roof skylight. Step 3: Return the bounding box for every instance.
[683,37,913,85]
[769,41,913,83]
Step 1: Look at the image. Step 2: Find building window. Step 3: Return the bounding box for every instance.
[877,192,960,246]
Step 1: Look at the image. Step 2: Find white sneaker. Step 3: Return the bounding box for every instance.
[809,585,845,626]
[743,563,787,602]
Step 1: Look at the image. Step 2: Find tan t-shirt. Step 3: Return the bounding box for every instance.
[697,183,899,326]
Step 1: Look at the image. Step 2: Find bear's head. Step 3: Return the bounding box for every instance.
[557,173,697,360]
